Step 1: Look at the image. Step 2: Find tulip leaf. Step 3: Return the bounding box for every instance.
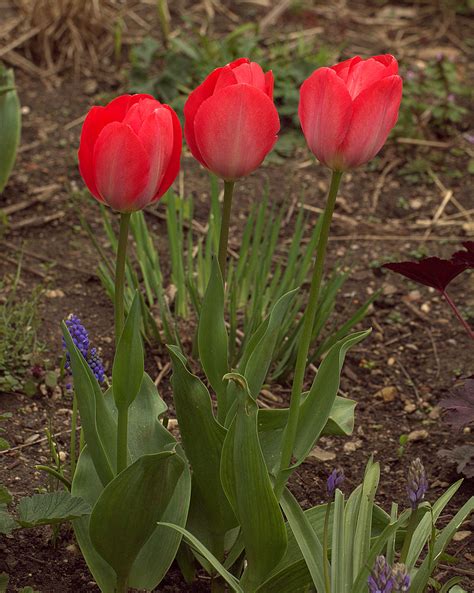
[71,375,191,593]
[17,491,91,528]
[168,345,237,557]
[239,288,298,399]
[198,259,229,417]
[279,488,327,593]
[0,66,21,193]
[292,329,371,468]
[89,450,184,588]
[158,523,244,593]
[112,292,144,412]
[62,321,116,485]
[220,372,287,590]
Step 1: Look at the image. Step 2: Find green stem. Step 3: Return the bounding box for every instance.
[115,212,131,347]
[70,393,78,477]
[117,406,128,474]
[400,509,419,564]
[323,501,332,593]
[218,180,235,277]
[116,574,128,593]
[275,170,343,497]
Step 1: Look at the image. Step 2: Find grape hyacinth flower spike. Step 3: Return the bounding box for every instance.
[407,458,428,509]
[62,314,105,386]
[327,468,344,498]
[368,556,394,593]
[391,563,411,593]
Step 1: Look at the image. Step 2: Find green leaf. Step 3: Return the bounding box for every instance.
[112,292,144,411]
[352,459,380,578]
[18,587,41,593]
[72,375,191,593]
[331,489,345,593]
[168,346,236,556]
[159,523,244,593]
[280,488,327,593]
[240,289,298,399]
[89,451,184,587]
[0,573,8,593]
[17,491,90,528]
[220,373,287,590]
[62,320,116,485]
[198,259,229,417]
[0,66,21,193]
[0,485,12,505]
[0,505,16,534]
[410,496,474,593]
[293,330,371,466]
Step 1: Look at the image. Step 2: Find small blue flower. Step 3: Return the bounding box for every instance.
[327,468,344,498]
[62,314,105,386]
[368,556,394,593]
[407,458,428,510]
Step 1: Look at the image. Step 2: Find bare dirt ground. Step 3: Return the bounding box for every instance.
[0,1,473,591]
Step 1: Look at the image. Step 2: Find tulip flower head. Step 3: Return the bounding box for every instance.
[299,55,403,171]
[78,94,182,212]
[184,58,280,180]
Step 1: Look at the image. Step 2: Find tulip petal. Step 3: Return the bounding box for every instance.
[122,97,163,135]
[331,56,362,83]
[264,71,274,100]
[298,68,353,169]
[338,75,402,169]
[232,62,267,93]
[78,94,153,200]
[343,57,391,99]
[93,122,150,212]
[193,84,279,180]
[154,105,182,200]
[373,54,399,76]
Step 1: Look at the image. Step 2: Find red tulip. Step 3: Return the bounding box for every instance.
[78,94,182,212]
[184,58,280,180]
[299,55,402,170]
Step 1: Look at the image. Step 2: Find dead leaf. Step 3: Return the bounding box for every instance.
[404,401,417,414]
[309,447,336,462]
[45,289,65,298]
[407,429,429,442]
[343,439,363,453]
[453,530,471,542]
[375,386,398,402]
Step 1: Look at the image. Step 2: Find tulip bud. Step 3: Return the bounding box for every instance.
[407,458,428,509]
[184,58,280,180]
[78,94,182,212]
[299,54,402,171]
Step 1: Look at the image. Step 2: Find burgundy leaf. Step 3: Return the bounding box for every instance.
[438,445,474,479]
[382,257,468,292]
[451,241,474,267]
[439,379,474,428]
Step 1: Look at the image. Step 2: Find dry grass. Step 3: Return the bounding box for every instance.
[1,0,145,81]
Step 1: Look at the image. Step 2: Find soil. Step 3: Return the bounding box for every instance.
[1,1,473,592]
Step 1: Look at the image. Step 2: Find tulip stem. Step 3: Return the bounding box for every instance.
[115,212,131,347]
[442,290,474,339]
[218,180,235,277]
[275,170,343,497]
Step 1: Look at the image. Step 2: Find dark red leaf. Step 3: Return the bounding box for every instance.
[382,257,468,292]
[439,379,474,428]
[438,445,474,479]
[451,241,474,267]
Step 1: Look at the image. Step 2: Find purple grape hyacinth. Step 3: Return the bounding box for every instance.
[368,556,393,593]
[392,563,411,593]
[327,468,344,498]
[407,458,428,510]
[62,314,105,386]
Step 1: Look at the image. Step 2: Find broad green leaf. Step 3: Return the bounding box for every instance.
[159,523,244,593]
[220,373,287,590]
[241,289,298,399]
[406,479,462,570]
[293,329,371,466]
[168,346,236,557]
[112,292,144,411]
[352,458,380,577]
[0,505,16,534]
[0,573,8,593]
[0,486,11,505]
[62,320,116,485]
[198,259,229,417]
[89,451,184,587]
[410,496,474,593]
[343,484,362,593]
[280,488,326,593]
[17,491,90,527]
[0,66,21,193]
[72,375,191,592]
[331,489,345,593]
